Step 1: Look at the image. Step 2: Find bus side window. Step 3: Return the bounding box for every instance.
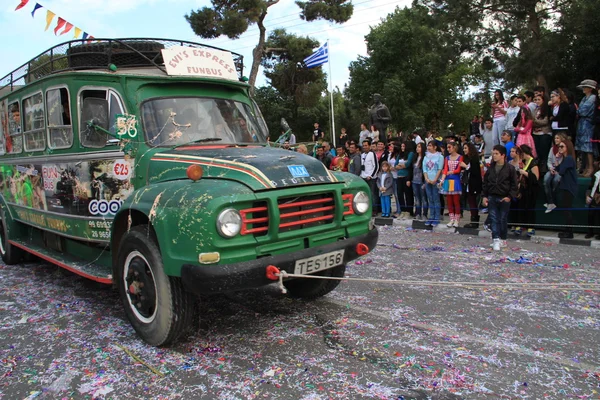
[23,92,45,152]
[7,101,22,154]
[80,89,124,148]
[46,88,73,149]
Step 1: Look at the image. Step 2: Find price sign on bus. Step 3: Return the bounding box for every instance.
[112,159,132,180]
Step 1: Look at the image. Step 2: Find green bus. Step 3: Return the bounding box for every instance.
[0,38,378,345]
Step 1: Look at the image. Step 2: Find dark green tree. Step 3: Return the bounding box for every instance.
[261,29,327,130]
[346,5,480,132]
[417,0,570,90]
[185,0,353,95]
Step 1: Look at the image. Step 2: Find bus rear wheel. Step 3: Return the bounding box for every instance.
[284,264,346,300]
[0,207,23,265]
[116,225,194,346]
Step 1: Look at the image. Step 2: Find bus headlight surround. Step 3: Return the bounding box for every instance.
[217,208,242,237]
[353,191,370,215]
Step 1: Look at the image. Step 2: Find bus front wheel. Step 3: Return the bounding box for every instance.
[0,207,23,265]
[116,225,195,346]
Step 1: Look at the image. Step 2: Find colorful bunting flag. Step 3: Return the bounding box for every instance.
[44,10,55,31]
[19,3,93,41]
[15,0,29,11]
[31,2,42,17]
[54,17,66,35]
[61,22,73,35]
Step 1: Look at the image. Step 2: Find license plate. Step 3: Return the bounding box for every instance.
[294,250,345,275]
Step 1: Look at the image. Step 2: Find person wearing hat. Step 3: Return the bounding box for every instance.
[575,79,598,177]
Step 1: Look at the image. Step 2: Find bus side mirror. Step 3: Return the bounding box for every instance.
[81,97,109,147]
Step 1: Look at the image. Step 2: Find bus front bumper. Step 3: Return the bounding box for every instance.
[180,227,378,295]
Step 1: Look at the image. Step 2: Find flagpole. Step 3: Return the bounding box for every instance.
[327,40,336,149]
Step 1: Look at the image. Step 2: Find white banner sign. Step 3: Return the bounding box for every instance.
[161,46,238,81]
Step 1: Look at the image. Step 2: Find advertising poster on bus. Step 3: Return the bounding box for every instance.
[41,158,134,217]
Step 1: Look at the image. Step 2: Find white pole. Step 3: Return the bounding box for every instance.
[327,40,336,149]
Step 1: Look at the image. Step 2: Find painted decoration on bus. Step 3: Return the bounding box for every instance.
[0,159,134,217]
[0,164,46,209]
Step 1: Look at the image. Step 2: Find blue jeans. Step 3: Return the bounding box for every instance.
[413,182,428,218]
[425,183,440,223]
[380,195,391,216]
[543,171,561,205]
[493,117,505,146]
[488,195,510,240]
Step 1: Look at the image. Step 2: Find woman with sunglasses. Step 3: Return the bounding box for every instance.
[556,139,578,238]
[513,144,540,236]
[549,89,570,137]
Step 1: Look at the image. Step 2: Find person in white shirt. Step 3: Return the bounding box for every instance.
[504,95,520,140]
[360,139,380,216]
[359,123,371,144]
[412,130,424,144]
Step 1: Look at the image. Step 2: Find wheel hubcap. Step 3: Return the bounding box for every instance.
[123,251,157,323]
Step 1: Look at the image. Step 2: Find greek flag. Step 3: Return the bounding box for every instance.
[303,42,329,69]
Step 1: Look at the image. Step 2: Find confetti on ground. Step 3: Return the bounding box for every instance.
[1,226,599,399]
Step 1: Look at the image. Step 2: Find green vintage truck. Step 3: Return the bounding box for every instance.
[0,38,378,345]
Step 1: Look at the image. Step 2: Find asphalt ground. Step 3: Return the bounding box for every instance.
[1,225,599,399]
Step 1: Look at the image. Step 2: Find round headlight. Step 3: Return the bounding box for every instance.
[216,209,242,237]
[353,191,370,215]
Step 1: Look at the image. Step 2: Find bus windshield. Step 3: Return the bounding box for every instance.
[141,97,269,146]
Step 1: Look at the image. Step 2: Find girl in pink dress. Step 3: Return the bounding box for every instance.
[515,106,537,158]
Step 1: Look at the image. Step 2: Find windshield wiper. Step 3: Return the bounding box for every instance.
[190,137,223,143]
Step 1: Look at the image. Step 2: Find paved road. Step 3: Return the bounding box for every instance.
[1,226,599,399]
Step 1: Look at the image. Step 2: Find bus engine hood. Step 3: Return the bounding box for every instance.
[149,146,340,191]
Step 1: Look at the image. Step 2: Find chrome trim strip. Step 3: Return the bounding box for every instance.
[7,202,116,221]
[0,150,125,164]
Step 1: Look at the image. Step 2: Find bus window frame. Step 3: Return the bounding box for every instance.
[46,85,73,150]
[7,99,23,154]
[22,90,46,152]
[77,86,126,149]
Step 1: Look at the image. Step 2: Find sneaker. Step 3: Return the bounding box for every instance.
[543,203,548,208]
[490,240,507,248]
[512,227,522,236]
[483,223,491,232]
[424,220,432,226]
[431,222,440,227]
[492,238,501,251]
[446,220,455,228]
[545,204,556,213]
[527,229,535,237]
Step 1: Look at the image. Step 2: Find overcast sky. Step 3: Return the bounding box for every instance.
[0,0,409,90]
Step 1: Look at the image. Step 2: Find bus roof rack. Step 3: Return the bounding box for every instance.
[0,38,244,92]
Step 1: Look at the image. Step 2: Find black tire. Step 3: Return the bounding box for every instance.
[116,225,195,346]
[0,207,23,265]
[284,264,346,300]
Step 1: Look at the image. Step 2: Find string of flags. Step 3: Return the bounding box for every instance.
[14,0,94,40]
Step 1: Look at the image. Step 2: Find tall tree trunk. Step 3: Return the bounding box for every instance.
[249,13,267,97]
[527,4,547,89]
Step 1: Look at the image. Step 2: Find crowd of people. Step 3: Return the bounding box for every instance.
[295,80,600,250]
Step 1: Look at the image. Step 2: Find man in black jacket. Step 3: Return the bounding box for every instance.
[482,145,519,251]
